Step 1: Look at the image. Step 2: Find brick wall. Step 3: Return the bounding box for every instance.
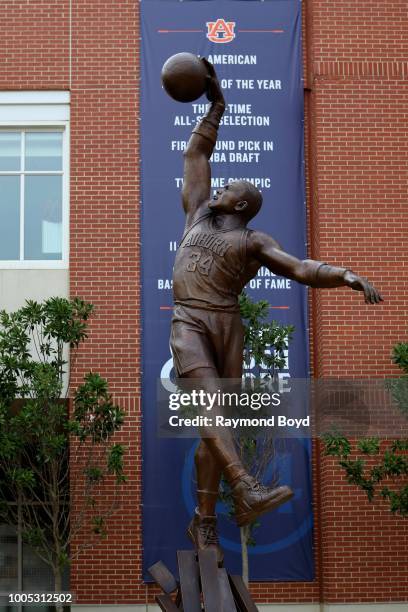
[69,1,142,604]
[0,0,69,90]
[309,0,408,604]
[1,0,406,605]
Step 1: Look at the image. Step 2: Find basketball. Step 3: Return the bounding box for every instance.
[161,52,209,103]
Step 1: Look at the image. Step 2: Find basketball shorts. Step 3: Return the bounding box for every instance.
[170,304,244,378]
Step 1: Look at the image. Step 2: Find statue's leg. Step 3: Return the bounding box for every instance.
[183,367,247,483]
[195,440,221,516]
[173,309,293,532]
[184,367,294,528]
[185,366,242,566]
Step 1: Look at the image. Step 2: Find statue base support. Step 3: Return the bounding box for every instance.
[148,549,259,611]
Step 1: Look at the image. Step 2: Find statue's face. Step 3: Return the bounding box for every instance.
[208,181,249,215]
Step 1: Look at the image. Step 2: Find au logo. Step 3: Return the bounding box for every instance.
[206,18,236,44]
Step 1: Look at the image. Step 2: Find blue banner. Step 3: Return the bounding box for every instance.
[141,0,313,581]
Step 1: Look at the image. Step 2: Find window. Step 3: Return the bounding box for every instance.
[0,453,69,612]
[0,523,61,612]
[0,92,69,269]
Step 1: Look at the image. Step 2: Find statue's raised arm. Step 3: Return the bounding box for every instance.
[182,59,225,227]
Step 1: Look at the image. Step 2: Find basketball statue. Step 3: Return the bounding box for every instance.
[165,56,383,565]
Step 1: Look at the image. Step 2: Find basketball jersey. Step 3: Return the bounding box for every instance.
[173,213,259,312]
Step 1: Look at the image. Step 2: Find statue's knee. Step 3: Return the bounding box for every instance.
[195,442,209,465]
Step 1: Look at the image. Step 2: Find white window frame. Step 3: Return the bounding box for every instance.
[0,92,70,269]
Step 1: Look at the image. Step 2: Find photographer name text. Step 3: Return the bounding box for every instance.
[168,415,309,429]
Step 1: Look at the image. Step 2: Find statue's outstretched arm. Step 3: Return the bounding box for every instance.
[182,59,225,224]
[248,231,383,304]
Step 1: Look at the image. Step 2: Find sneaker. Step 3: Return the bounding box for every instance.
[187,508,224,566]
[232,475,294,527]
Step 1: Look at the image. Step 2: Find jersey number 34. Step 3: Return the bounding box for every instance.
[186,251,214,276]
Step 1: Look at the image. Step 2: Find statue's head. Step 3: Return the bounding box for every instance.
[208,180,262,221]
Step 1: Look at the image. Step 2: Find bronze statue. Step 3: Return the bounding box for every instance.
[169,59,383,565]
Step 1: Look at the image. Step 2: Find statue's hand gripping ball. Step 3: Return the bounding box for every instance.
[161,52,209,103]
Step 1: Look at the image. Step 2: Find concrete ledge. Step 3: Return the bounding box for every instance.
[71,603,407,612]
[323,605,408,612]
[72,607,319,612]
[71,606,317,612]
